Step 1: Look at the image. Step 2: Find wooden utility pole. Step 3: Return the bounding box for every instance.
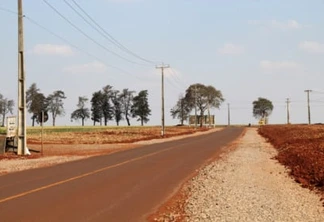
[286,98,290,124]
[305,90,312,124]
[156,63,169,137]
[17,0,26,155]
[227,103,230,126]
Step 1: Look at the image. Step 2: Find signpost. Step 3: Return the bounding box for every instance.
[6,116,17,138]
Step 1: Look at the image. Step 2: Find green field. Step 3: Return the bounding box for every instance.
[0,127,5,134]
[26,125,171,135]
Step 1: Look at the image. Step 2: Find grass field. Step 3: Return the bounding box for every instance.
[23,125,212,145]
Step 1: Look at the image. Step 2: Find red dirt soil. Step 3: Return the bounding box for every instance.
[259,125,324,198]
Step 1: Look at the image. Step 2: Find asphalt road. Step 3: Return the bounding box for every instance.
[0,127,243,222]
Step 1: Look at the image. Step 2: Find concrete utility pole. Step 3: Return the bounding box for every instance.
[227,103,231,126]
[156,63,169,137]
[305,90,312,124]
[17,0,26,155]
[286,98,290,124]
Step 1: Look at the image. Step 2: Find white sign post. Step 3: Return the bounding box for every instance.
[6,116,17,138]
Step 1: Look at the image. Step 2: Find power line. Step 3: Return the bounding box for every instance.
[25,16,147,81]
[69,0,157,65]
[0,5,148,81]
[42,0,147,66]
[0,6,17,15]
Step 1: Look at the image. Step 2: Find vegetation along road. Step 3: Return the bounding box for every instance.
[0,127,243,222]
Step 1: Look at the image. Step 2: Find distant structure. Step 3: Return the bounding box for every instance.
[189,115,215,127]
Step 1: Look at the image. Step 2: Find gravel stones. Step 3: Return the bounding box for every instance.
[185,128,324,222]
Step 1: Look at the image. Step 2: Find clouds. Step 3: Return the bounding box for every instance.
[32,44,74,56]
[63,61,108,74]
[218,43,245,55]
[249,19,303,30]
[299,41,324,54]
[260,60,301,71]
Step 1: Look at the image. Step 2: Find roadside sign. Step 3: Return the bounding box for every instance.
[6,116,17,138]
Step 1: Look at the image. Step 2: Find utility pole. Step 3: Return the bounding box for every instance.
[156,63,169,137]
[305,90,312,124]
[286,98,290,124]
[227,103,230,126]
[17,0,26,155]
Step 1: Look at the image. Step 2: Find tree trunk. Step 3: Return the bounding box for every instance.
[116,120,119,126]
[82,118,85,126]
[32,116,35,127]
[52,116,56,127]
[141,118,144,126]
[200,112,204,127]
[126,114,130,126]
[2,113,5,127]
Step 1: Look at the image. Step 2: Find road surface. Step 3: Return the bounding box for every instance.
[0,127,243,222]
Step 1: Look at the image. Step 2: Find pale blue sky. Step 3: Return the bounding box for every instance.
[1,0,324,126]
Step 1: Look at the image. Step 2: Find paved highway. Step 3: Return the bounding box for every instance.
[0,127,243,222]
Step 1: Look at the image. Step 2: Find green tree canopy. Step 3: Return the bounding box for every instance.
[111,90,123,126]
[170,94,191,125]
[131,90,151,126]
[252,97,274,120]
[120,88,135,126]
[71,96,90,126]
[184,83,224,127]
[90,90,104,126]
[47,90,66,126]
[102,85,113,126]
[26,83,47,126]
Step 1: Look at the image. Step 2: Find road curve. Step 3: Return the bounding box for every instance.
[0,127,243,222]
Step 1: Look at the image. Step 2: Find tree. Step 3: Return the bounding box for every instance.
[71,96,90,126]
[170,94,191,125]
[26,83,48,126]
[111,90,123,126]
[47,90,66,126]
[90,90,104,126]
[120,89,135,126]
[131,90,151,126]
[0,94,14,126]
[102,85,113,126]
[185,83,224,127]
[252,97,274,122]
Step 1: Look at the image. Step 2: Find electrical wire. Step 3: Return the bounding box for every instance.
[26,16,147,81]
[0,6,149,81]
[42,0,148,66]
[69,0,157,65]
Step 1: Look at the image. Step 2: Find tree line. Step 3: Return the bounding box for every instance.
[0,82,275,127]
[25,83,151,127]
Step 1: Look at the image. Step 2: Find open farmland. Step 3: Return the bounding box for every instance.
[26,125,210,145]
[0,125,216,158]
[259,124,324,197]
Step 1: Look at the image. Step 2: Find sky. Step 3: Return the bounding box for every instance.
[1,0,324,127]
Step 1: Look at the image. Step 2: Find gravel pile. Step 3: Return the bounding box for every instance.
[185,128,324,222]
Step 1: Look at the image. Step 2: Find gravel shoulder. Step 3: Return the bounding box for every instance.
[184,128,324,221]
